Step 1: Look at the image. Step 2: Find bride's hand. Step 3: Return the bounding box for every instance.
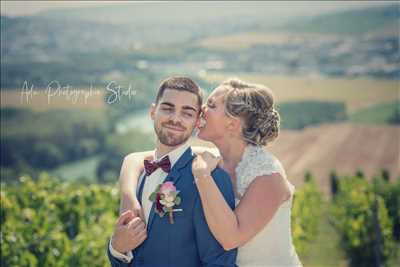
[120,194,146,221]
[192,151,221,179]
[132,200,146,222]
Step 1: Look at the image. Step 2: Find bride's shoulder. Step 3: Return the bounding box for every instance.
[236,145,285,179]
[236,145,292,199]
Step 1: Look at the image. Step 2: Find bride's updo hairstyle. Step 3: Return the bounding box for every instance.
[221,78,280,146]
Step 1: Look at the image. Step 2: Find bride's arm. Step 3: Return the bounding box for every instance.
[118,151,154,217]
[192,153,291,250]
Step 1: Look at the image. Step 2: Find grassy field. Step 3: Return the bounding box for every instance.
[349,100,399,124]
[51,155,101,182]
[202,73,399,113]
[197,32,338,50]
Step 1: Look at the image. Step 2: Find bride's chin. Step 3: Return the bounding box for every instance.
[197,129,208,141]
[198,130,217,144]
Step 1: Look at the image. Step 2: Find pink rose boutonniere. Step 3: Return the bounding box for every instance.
[149,181,182,224]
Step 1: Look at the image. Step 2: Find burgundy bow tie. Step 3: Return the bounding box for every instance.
[144,156,171,176]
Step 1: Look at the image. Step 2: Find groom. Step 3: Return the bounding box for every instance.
[107,77,238,266]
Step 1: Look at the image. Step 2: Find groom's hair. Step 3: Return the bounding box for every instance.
[155,76,203,111]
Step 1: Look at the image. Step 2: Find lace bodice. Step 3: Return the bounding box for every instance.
[235,145,292,198]
[234,145,301,267]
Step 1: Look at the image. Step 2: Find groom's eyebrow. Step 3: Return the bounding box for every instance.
[160,102,174,107]
[160,102,197,112]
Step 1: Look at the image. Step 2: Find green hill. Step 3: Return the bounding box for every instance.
[350,101,400,124]
[281,4,399,35]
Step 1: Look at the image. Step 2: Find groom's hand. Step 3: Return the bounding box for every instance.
[111,210,147,254]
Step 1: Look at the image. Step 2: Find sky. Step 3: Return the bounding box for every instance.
[1,1,396,17]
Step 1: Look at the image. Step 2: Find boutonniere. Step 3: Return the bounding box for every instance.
[149,181,182,224]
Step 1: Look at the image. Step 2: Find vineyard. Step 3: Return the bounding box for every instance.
[1,172,399,266]
[2,2,399,266]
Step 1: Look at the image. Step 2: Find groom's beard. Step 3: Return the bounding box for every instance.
[154,121,192,147]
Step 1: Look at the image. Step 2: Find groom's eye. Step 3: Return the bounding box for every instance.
[162,107,173,112]
[183,112,194,118]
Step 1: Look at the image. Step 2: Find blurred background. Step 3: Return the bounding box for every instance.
[1,1,399,266]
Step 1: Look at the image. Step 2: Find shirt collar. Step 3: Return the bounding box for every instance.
[154,141,190,168]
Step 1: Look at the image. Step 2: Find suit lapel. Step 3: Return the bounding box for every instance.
[146,147,194,232]
[137,172,146,205]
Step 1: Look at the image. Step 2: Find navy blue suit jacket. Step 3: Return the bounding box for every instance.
[107,147,238,267]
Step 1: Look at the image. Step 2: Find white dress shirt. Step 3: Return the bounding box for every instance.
[110,141,190,263]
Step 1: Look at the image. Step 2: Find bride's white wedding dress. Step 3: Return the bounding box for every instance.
[234,145,302,267]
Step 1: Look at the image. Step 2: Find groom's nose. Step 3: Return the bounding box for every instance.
[170,112,182,123]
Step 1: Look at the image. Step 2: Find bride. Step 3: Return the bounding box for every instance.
[119,78,302,266]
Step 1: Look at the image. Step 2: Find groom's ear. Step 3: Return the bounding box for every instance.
[150,103,156,120]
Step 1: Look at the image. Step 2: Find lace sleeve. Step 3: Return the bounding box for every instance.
[235,145,287,196]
